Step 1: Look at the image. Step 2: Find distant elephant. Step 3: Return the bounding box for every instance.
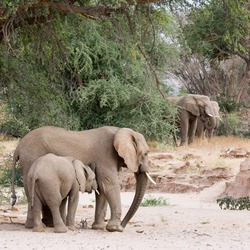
[196,101,220,139]
[167,94,216,146]
[27,153,98,233]
[11,126,155,232]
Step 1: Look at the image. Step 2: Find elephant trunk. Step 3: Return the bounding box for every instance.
[121,172,148,228]
[204,105,216,130]
[204,115,216,130]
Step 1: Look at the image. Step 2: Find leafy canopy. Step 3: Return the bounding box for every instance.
[183,0,250,60]
[0,2,179,142]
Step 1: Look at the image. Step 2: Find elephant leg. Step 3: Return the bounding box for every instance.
[42,188,67,233]
[196,121,204,139]
[66,186,79,231]
[92,192,108,230]
[42,205,53,227]
[25,202,34,228]
[45,199,67,233]
[93,171,123,232]
[207,129,213,139]
[104,183,123,232]
[60,197,67,225]
[188,118,197,144]
[32,195,45,232]
[24,176,34,228]
[180,120,189,146]
[50,206,68,233]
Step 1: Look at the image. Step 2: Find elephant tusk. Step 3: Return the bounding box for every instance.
[207,113,213,117]
[146,172,156,185]
[95,189,100,195]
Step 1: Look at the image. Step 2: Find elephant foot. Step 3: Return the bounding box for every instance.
[42,207,53,227]
[91,221,106,230]
[33,224,45,232]
[25,218,34,228]
[42,218,54,227]
[106,221,123,232]
[54,224,68,233]
[67,225,75,231]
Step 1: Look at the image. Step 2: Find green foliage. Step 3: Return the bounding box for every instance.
[0,166,23,187]
[218,112,240,136]
[70,78,177,141]
[216,95,242,136]
[0,4,179,142]
[140,195,170,207]
[0,153,23,187]
[0,187,27,205]
[217,95,240,113]
[0,188,11,205]
[60,19,178,140]
[0,105,29,137]
[217,196,250,210]
[183,0,250,60]
[0,30,81,136]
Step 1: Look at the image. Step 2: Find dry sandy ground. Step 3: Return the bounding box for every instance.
[0,136,250,250]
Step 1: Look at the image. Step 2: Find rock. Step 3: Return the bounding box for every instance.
[220,148,250,158]
[220,159,250,198]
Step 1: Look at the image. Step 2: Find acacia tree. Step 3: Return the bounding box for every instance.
[177,0,250,105]
[0,0,181,141]
[174,54,248,104]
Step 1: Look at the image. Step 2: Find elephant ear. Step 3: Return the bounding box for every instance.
[183,95,200,116]
[211,101,220,114]
[114,128,148,173]
[72,160,86,193]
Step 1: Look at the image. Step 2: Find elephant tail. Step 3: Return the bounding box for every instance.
[11,151,19,207]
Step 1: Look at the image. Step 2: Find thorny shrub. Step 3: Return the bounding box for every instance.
[217,196,250,210]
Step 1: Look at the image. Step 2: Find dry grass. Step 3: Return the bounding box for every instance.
[149,136,250,152]
[0,134,17,141]
[179,136,250,150]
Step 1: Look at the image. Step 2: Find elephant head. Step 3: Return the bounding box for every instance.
[180,94,216,129]
[114,128,149,173]
[113,128,153,228]
[72,160,98,194]
[200,100,220,131]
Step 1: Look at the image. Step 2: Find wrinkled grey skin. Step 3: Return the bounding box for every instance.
[27,153,97,233]
[196,101,220,139]
[12,126,149,232]
[168,94,216,146]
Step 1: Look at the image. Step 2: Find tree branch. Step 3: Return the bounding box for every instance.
[0,1,161,41]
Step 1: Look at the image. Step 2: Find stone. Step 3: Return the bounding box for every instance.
[220,159,250,198]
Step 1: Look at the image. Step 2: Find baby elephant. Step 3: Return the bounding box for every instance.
[27,153,98,233]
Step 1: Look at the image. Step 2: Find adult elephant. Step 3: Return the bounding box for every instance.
[167,94,216,146]
[196,101,220,139]
[11,126,155,232]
